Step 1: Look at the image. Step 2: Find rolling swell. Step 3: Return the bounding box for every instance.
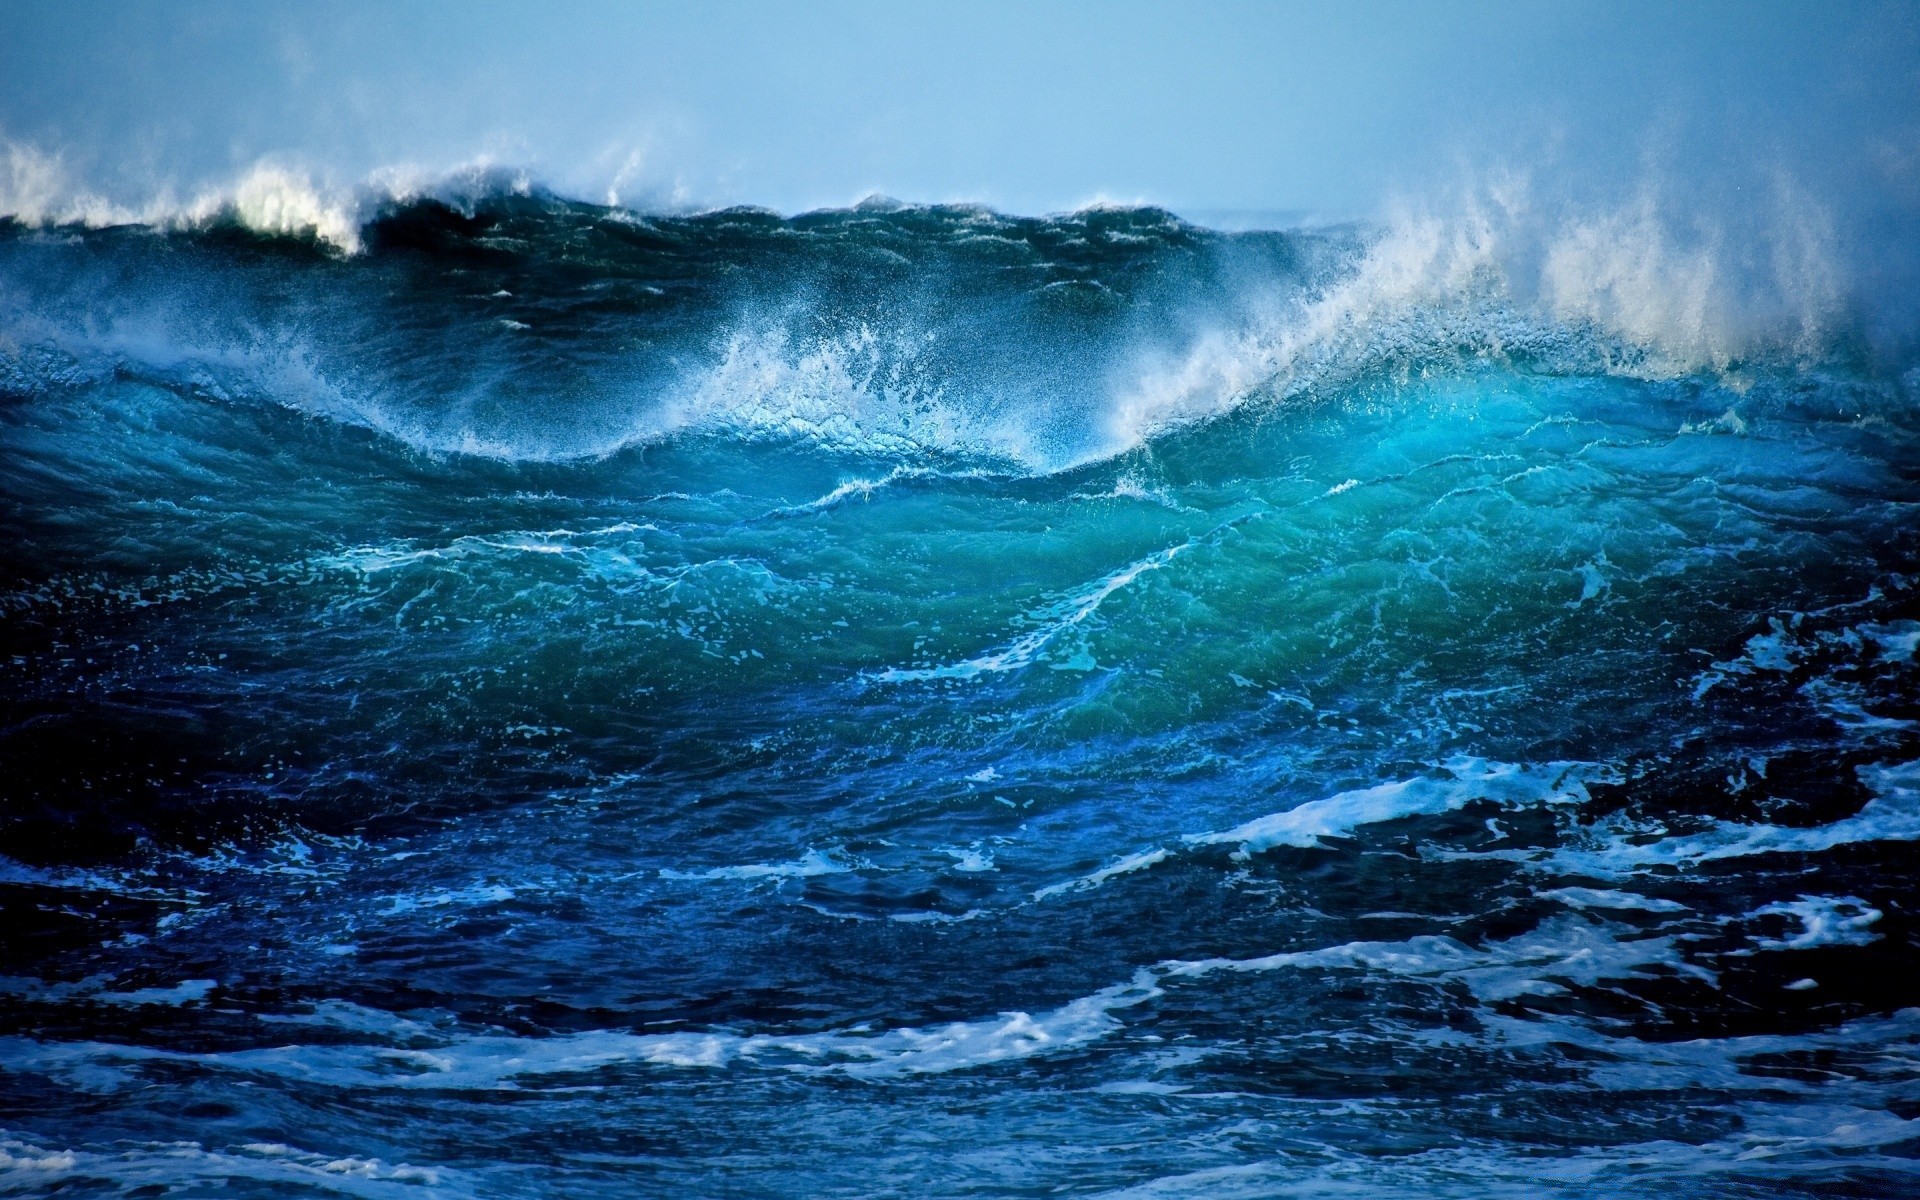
[2,191,1920,1198]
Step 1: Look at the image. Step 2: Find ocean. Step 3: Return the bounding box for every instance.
[2,184,1917,1197]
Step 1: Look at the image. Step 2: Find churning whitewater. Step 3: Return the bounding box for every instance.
[2,183,1919,1199]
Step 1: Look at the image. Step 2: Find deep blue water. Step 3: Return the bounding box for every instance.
[2,194,1918,1198]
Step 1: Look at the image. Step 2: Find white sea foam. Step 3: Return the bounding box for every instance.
[0,855,191,900]
[1106,171,1849,453]
[1033,849,1170,900]
[0,145,362,248]
[1749,894,1882,950]
[312,524,654,578]
[1692,616,1809,698]
[1861,620,1920,663]
[0,975,217,1008]
[1109,205,1507,447]
[1163,914,1714,1002]
[658,848,856,882]
[650,323,1035,462]
[1539,887,1690,914]
[1689,607,1917,731]
[1186,758,1594,857]
[0,137,532,254]
[0,913,1725,1099]
[0,1140,78,1172]
[0,970,1164,1086]
[873,540,1190,682]
[942,846,996,873]
[0,142,131,229]
[770,464,1001,516]
[0,1135,449,1197]
[1507,759,1920,878]
[1034,760,1605,903]
[1085,1089,1920,1198]
[378,885,516,916]
[783,471,907,512]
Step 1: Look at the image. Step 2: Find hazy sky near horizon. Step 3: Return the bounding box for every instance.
[3,0,1918,219]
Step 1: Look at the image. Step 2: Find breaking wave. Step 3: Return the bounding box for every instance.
[3,141,1919,1199]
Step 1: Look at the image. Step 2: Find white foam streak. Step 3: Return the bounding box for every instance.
[771,464,1000,515]
[1164,914,1714,1002]
[658,848,855,882]
[1033,849,1170,900]
[312,524,654,578]
[0,914,1724,1097]
[0,1135,450,1198]
[0,971,1164,1086]
[1539,887,1690,914]
[1187,758,1593,856]
[872,542,1188,682]
[1527,759,1920,877]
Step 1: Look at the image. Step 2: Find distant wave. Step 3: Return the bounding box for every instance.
[1,139,539,253]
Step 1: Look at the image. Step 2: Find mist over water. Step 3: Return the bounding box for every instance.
[4,4,1920,1197]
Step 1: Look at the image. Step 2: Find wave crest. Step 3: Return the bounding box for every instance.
[0,154,1898,476]
[0,139,540,253]
[1110,172,1853,449]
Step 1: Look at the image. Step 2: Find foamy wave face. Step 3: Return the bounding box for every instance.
[1107,211,1507,446]
[1109,172,1853,449]
[655,323,1023,461]
[0,158,1894,478]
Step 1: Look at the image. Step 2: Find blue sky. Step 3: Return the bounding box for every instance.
[2,1,1917,219]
